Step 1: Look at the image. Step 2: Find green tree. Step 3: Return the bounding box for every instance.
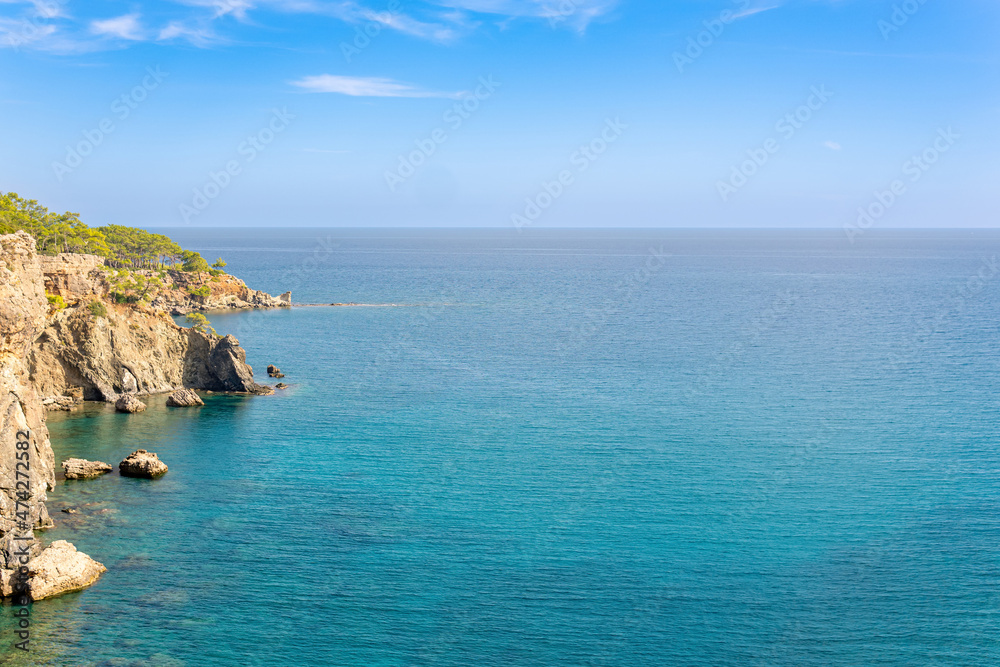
[181,250,210,273]
[184,312,215,335]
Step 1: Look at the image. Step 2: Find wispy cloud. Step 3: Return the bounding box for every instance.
[157,20,223,47]
[90,14,144,40]
[174,0,254,21]
[290,74,461,98]
[431,0,619,32]
[824,141,842,151]
[731,3,781,21]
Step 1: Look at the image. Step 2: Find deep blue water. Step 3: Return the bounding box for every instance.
[4,229,1000,665]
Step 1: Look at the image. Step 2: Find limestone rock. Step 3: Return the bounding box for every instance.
[0,232,56,572]
[115,395,146,413]
[119,450,168,478]
[208,335,273,394]
[27,540,106,600]
[31,308,273,401]
[42,396,81,411]
[62,458,113,480]
[38,253,105,302]
[267,364,285,378]
[275,383,288,390]
[166,388,204,407]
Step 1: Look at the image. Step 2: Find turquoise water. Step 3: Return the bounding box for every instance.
[4,229,1000,665]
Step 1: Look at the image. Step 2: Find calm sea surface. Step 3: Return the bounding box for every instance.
[4,229,1000,665]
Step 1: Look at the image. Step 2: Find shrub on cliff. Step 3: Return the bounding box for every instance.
[88,300,108,318]
[46,292,66,311]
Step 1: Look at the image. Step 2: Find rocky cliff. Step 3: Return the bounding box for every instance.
[0,231,278,599]
[0,233,60,592]
[41,252,291,315]
[31,253,276,402]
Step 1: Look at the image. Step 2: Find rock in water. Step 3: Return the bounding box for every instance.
[166,388,204,407]
[27,540,106,600]
[62,458,112,480]
[275,383,288,390]
[119,450,168,478]
[115,395,146,413]
[267,364,284,378]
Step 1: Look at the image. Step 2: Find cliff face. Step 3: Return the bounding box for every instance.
[0,232,56,570]
[40,253,290,315]
[30,307,272,402]
[30,251,275,401]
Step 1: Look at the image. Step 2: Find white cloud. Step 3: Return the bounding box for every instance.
[824,141,842,151]
[731,4,781,21]
[430,0,619,31]
[174,0,254,21]
[90,14,144,40]
[290,74,460,98]
[157,21,222,47]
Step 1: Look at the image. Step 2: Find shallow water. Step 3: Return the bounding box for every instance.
[3,229,1000,665]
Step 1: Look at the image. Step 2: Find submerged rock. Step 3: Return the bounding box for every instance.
[115,394,146,413]
[275,383,288,390]
[62,458,112,480]
[119,450,168,478]
[27,540,106,600]
[61,508,78,514]
[166,388,204,407]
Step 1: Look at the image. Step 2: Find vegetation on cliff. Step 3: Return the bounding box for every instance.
[0,191,214,271]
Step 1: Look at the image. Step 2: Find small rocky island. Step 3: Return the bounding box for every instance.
[0,194,290,600]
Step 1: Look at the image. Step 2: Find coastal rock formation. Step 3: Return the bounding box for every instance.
[275,383,288,390]
[115,395,146,413]
[166,388,203,407]
[26,540,107,600]
[0,231,57,575]
[41,395,81,412]
[62,459,112,480]
[208,336,274,395]
[267,364,283,378]
[30,301,273,401]
[39,251,291,316]
[30,249,283,401]
[119,450,168,478]
[147,272,291,315]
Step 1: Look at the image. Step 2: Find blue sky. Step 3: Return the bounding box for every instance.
[0,0,996,228]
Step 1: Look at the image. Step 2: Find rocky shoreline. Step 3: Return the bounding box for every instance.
[0,231,288,600]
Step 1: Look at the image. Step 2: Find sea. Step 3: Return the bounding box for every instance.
[3,228,1000,666]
